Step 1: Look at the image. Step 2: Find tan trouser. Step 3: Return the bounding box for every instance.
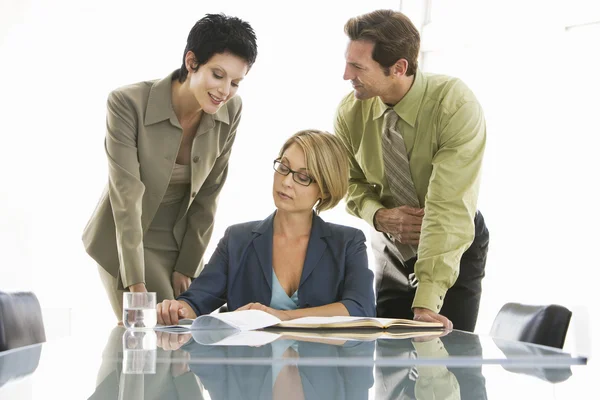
[98,247,178,321]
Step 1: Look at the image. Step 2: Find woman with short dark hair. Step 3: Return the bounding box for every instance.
[83,14,258,322]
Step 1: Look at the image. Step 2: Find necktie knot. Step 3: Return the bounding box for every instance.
[383,109,399,137]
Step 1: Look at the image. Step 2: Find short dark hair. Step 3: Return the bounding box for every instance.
[174,13,258,83]
[344,10,420,76]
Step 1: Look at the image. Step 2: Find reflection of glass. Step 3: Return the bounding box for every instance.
[123,292,157,330]
[122,330,157,374]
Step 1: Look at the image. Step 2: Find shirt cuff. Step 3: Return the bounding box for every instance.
[413,338,449,356]
[361,200,385,230]
[412,282,448,313]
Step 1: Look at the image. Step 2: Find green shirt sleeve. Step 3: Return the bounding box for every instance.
[412,100,486,312]
[413,338,461,400]
[334,108,384,229]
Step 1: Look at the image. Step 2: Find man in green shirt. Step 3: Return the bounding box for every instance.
[334,9,489,331]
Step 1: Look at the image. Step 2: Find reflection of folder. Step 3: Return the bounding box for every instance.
[191,328,446,347]
[192,330,281,346]
[267,329,446,342]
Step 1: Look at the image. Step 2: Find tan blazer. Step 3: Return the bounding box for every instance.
[82,71,242,289]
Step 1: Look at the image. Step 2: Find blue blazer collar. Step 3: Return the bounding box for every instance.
[251,211,331,293]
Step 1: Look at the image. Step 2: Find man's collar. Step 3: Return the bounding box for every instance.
[372,68,426,128]
[145,71,231,126]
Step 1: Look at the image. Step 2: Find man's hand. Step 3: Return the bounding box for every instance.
[413,307,453,330]
[374,206,424,245]
[157,299,197,326]
[128,283,147,292]
[172,271,192,297]
[412,329,451,343]
[236,302,292,321]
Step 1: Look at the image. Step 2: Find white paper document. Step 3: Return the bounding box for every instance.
[155,309,282,332]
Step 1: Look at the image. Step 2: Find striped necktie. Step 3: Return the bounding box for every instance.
[381,108,419,261]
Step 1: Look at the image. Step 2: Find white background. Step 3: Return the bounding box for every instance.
[1,0,598,398]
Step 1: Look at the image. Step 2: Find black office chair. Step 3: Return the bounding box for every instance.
[490,302,572,349]
[0,291,46,352]
[490,303,574,384]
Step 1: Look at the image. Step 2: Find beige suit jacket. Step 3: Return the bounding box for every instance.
[82,71,242,288]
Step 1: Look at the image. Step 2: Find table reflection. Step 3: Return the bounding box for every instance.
[88,327,204,400]
[0,344,42,389]
[181,334,375,400]
[87,327,577,400]
[376,332,487,400]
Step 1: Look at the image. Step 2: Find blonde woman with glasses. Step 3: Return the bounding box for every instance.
[157,130,375,325]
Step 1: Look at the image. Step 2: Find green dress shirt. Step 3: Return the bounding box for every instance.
[334,68,486,312]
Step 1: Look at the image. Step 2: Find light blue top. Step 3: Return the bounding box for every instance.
[269,270,299,310]
[270,339,300,386]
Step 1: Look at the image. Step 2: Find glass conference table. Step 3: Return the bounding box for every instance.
[0,325,590,400]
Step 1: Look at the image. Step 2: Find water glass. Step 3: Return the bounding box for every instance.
[123,292,157,330]
[122,329,157,374]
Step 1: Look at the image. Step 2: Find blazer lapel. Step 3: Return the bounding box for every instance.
[299,213,330,287]
[251,212,276,291]
[140,72,183,232]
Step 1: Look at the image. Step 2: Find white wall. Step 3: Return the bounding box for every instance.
[405,0,599,358]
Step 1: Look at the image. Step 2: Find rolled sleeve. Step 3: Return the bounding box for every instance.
[413,339,460,399]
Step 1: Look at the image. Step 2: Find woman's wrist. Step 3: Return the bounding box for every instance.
[129,283,147,292]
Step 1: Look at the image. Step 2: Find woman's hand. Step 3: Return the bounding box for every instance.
[156,331,192,351]
[128,283,147,293]
[236,302,292,321]
[157,299,197,326]
[172,271,192,297]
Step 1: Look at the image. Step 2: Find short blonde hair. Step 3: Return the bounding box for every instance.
[278,130,349,213]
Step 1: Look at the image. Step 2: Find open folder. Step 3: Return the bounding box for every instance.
[155,309,444,333]
[190,327,446,346]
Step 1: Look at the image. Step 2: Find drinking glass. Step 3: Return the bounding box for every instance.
[123,292,157,330]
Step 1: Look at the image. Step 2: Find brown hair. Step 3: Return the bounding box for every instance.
[278,130,349,213]
[344,9,420,76]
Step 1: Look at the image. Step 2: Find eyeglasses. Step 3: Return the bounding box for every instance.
[273,160,314,186]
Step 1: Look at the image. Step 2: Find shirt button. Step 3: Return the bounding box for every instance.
[191,192,197,198]
[193,156,199,163]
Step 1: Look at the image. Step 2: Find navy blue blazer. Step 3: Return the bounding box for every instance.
[178,212,375,317]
